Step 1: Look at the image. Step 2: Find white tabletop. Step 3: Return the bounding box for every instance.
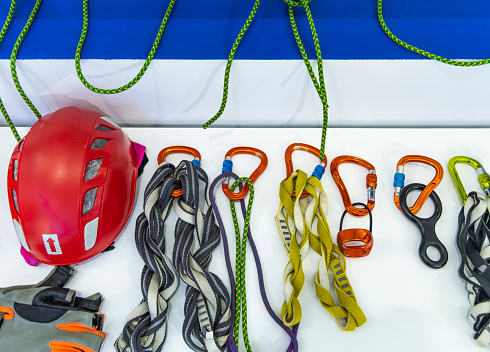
[0,126,487,351]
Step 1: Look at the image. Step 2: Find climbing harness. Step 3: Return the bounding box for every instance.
[276,143,366,331]
[203,0,330,159]
[337,202,374,258]
[399,183,448,269]
[116,148,231,352]
[0,266,107,352]
[449,157,490,346]
[330,155,377,217]
[209,148,299,352]
[377,0,490,66]
[393,155,444,213]
[222,147,268,200]
[76,0,176,93]
[448,156,490,205]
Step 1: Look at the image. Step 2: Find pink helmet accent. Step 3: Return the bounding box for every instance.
[7,106,139,265]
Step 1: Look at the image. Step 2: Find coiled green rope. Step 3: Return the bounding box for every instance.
[377,0,490,66]
[203,0,329,159]
[75,0,176,94]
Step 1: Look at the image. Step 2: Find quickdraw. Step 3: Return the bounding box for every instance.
[393,155,444,213]
[276,143,366,331]
[330,155,377,216]
[116,147,231,352]
[449,156,490,346]
[209,147,299,352]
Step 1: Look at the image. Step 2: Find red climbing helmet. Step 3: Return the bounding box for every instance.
[7,106,140,265]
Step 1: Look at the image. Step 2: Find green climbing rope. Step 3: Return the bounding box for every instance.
[202,0,261,129]
[229,177,254,352]
[377,0,490,66]
[0,0,20,141]
[203,0,329,159]
[75,0,176,94]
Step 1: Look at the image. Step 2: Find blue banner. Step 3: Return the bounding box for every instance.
[1,0,489,60]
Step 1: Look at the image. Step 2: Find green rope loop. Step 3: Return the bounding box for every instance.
[0,0,21,141]
[229,177,254,352]
[202,0,261,129]
[377,0,490,66]
[75,0,176,94]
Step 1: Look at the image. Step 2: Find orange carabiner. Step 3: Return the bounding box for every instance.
[393,155,444,213]
[222,147,268,200]
[285,143,328,198]
[330,155,377,216]
[157,146,202,197]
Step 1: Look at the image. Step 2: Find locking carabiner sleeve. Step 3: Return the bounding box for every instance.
[222,147,268,200]
[157,146,202,197]
[284,143,327,198]
[393,155,443,214]
[330,156,377,216]
[448,156,490,205]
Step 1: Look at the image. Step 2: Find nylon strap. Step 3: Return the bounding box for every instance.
[75,0,176,94]
[171,160,232,352]
[209,172,299,352]
[456,191,490,346]
[115,163,180,352]
[377,0,490,67]
[202,0,329,159]
[276,169,366,331]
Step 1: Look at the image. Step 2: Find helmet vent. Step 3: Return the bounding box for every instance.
[90,139,109,150]
[83,187,98,215]
[13,159,18,181]
[95,125,114,132]
[18,140,24,151]
[84,159,103,181]
[12,189,19,214]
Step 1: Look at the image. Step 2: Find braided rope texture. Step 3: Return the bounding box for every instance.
[277,170,366,331]
[456,192,490,346]
[115,163,180,352]
[209,173,299,352]
[377,0,490,66]
[171,160,232,352]
[75,0,176,94]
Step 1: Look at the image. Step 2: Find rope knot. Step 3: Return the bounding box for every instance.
[283,0,311,7]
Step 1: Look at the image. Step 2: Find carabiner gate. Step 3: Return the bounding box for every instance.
[393,155,443,213]
[448,156,490,205]
[330,155,377,216]
[222,147,268,200]
[284,143,327,198]
[157,146,202,197]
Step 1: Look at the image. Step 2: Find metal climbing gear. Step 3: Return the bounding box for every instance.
[399,183,448,269]
[276,143,366,331]
[377,0,490,67]
[0,266,107,352]
[448,156,490,204]
[203,0,329,159]
[331,155,377,216]
[455,191,490,346]
[158,145,202,197]
[116,151,231,352]
[393,155,444,213]
[285,143,327,198]
[337,203,374,258]
[222,147,268,200]
[210,150,299,352]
